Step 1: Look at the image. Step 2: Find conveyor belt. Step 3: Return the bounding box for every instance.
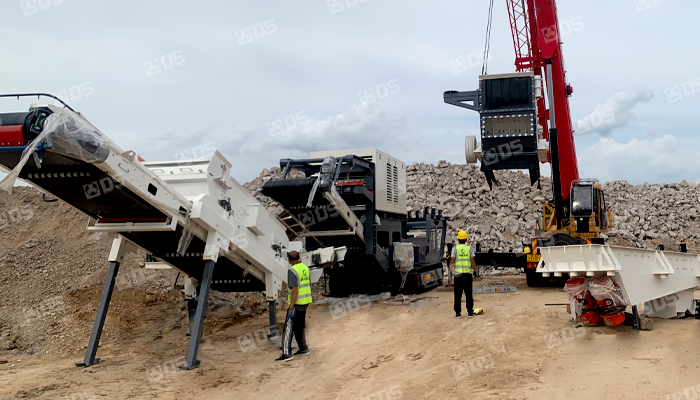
[0,141,263,293]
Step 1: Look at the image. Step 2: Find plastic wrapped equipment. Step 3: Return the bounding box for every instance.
[589,276,626,310]
[0,108,121,193]
[589,276,626,326]
[564,277,597,321]
[306,156,337,207]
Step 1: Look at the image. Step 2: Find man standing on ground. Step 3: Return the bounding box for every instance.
[276,250,312,362]
[449,230,476,318]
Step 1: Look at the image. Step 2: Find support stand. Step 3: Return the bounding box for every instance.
[76,236,136,368]
[268,300,280,338]
[76,261,120,367]
[180,260,216,370]
[186,299,197,336]
[632,305,640,331]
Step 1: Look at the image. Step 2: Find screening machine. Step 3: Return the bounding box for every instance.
[0,97,342,370]
[537,244,700,327]
[261,149,449,297]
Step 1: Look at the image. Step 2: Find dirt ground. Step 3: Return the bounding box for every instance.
[1,275,699,400]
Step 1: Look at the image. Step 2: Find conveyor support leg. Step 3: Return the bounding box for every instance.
[268,300,280,338]
[180,260,216,370]
[76,261,120,367]
[632,305,640,331]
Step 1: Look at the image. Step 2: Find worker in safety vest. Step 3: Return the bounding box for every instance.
[276,250,312,362]
[449,230,476,318]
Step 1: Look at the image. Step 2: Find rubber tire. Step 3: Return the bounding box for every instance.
[465,135,478,164]
[328,267,351,297]
[551,233,579,246]
[526,234,576,288]
[525,268,541,287]
[536,234,575,287]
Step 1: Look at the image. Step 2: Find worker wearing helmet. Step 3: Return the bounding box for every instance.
[276,250,312,362]
[450,230,476,318]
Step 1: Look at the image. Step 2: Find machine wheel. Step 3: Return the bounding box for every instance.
[328,266,351,297]
[536,234,575,287]
[525,268,541,287]
[551,233,578,246]
[525,234,577,288]
[465,135,478,164]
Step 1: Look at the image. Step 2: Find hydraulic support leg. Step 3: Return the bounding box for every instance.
[76,236,135,368]
[632,305,640,331]
[180,260,216,370]
[76,261,120,367]
[187,299,197,335]
[184,275,198,336]
[268,300,280,338]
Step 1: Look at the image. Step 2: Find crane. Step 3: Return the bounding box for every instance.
[443,0,614,286]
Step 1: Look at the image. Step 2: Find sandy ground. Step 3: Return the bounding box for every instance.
[1,276,699,400]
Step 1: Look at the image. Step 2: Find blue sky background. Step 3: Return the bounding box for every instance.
[1,0,698,184]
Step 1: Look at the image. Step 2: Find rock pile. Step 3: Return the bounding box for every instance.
[244,162,700,253]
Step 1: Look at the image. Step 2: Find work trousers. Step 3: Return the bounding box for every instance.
[454,273,474,315]
[282,306,308,356]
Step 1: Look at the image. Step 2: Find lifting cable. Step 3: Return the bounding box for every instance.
[481,0,495,75]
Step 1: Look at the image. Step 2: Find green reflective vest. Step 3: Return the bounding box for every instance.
[288,263,313,306]
[454,244,472,275]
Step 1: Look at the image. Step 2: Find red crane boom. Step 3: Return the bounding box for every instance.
[507,0,579,206]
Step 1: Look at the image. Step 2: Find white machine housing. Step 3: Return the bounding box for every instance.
[310,148,407,215]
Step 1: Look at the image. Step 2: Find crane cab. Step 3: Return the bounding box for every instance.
[569,179,613,234]
[539,179,614,239]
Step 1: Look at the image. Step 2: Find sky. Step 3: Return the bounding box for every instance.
[1,0,699,185]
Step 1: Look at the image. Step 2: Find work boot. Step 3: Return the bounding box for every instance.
[275,354,294,362]
[455,314,462,319]
[293,349,310,356]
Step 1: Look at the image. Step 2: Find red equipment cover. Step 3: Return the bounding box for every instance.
[564,277,596,311]
[589,276,626,311]
[0,125,25,146]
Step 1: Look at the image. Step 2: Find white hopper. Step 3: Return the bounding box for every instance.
[536,244,700,318]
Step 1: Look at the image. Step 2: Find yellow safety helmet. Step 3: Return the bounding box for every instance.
[524,247,532,254]
[457,230,468,240]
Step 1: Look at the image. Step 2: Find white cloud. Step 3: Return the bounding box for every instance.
[579,134,700,183]
[573,88,654,136]
[262,103,407,153]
